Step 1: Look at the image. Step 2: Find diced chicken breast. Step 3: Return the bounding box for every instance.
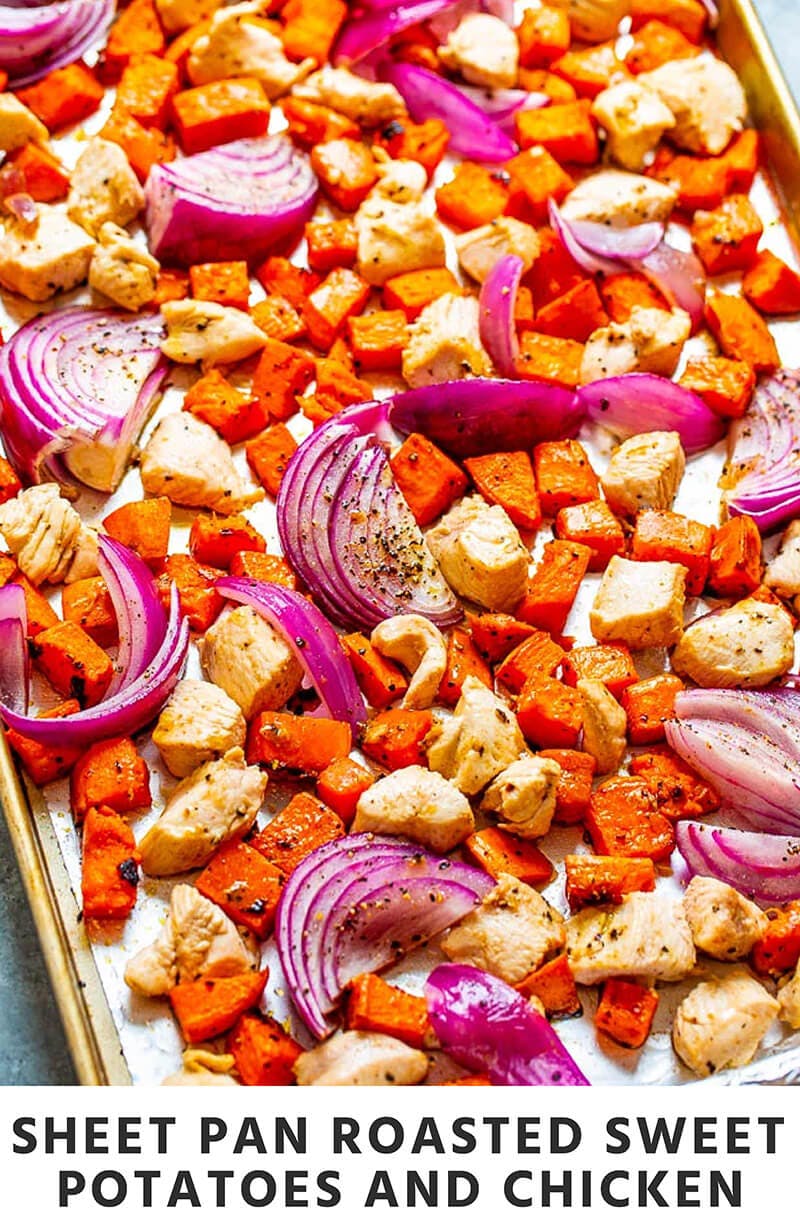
[561,169,678,227]
[439,14,519,90]
[162,1047,238,1086]
[200,603,304,719]
[67,139,144,238]
[152,677,247,777]
[592,80,675,171]
[0,204,94,302]
[601,430,686,519]
[581,307,691,382]
[402,294,493,388]
[371,615,447,710]
[137,748,267,875]
[482,755,561,840]
[161,299,267,366]
[778,963,800,1029]
[294,67,405,126]
[0,93,48,150]
[89,222,160,311]
[442,873,566,983]
[672,597,795,688]
[140,412,261,513]
[577,679,627,774]
[550,0,630,44]
[124,883,255,996]
[427,494,529,612]
[155,0,224,34]
[590,555,687,649]
[639,55,747,155]
[426,676,526,796]
[0,484,91,585]
[295,1030,429,1086]
[683,877,768,961]
[764,520,800,598]
[371,151,427,204]
[187,2,314,97]
[351,764,474,852]
[673,970,779,1077]
[356,196,446,285]
[454,217,540,284]
[567,891,696,985]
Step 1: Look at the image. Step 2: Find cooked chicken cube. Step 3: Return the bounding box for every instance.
[581,307,691,382]
[442,873,565,983]
[0,93,48,150]
[89,222,160,311]
[427,495,528,612]
[549,0,630,44]
[592,80,675,171]
[152,678,247,777]
[601,430,686,519]
[567,891,696,985]
[140,412,261,513]
[137,748,267,875]
[764,520,800,598]
[778,963,800,1029]
[155,0,224,34]
[454,217,540,284]
[295,1030,428,1086]
[124,883,256,997]
[426,676,526,796]
[673,970,779,1078]
[0,204,94,302]
[371,151,427,204]
[67,140,144,238]
[371,615,447,710]
[356,196,446,285]
[439,14,519,90]
[672,597,795,688]
[351,765,474,853]
[0,484,96,585]
[162,1049,239,1086]
[294,67,405,126]
[402,294,493,388]
[187,2,314,97]
[562,169,677,228]
[200,603,304,719]
[161,299,267,367]
[682,877,768,961]
[639,55,746,156]
[590,555,687,649]
[482,755,561,841]
[577,680,627,774]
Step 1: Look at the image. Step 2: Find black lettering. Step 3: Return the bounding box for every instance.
[167,1171,200,1208]
[677,1171,701,1206]
[365,1171,398,1207]
[408,1171,437,1206]
[606,1118,630,1154]
[276,1118,306,1155]
[637,1117,685,1155]
[451,1118,476,1154]
[518,1119,540,1154]
[86,1119,108,1154]
[201,1118,227,1154]
[286,1171,308,1207]
[758,1118,783,1153]
[45,1118,76,1152]
[334,1118,360,1154]
[727,1119,749,1154]
[504,1172,531,1208]
[412,1118,444,1154]
[133,1171,159,1207]
[639,1170,668,1206]
[208,1171,233,1207]
[151,1118,174,1154]
[711,1171,741,1208]
[369,1117,404,1154]
[694,1119,716,1154]
[484,1118,509,1154]
[234,1118,267,1154]
[450,1172,478,1207]
[119,1119,141,1154]
[600,1171,628,1207]
[12,1118,36,1154]
[58,1172,85,1207]
[552,1118,581,1154]
[241,1172,276,1208]
[93,1171,127,1208]
[317,1171,341,1207]
[542,1170,572,1207]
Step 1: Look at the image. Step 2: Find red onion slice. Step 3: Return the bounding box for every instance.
[145,136,318,267]
[214,577,367,735]
[676,823,800,905]
[569,217,664,261]
[0,0,114,88]
[334,0,459,65]
[630,243,707,330]
[99,536,167,698]
[455,83,550,132]
[549,200,624,276]
[580,372,725,453]
[479,254,524,378]
[724,369,800,532]
[381,61,516,162]
[425,965,590,1086]
[0,584,29,713]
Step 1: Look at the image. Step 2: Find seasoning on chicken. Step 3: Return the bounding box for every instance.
[454,217,540,284]
[592,80,675,172]
[427,676,526,796]
[590,555,687,649]
[639,55,747,156]
[601,430,686,519]
[577,679,627,775]
[155,0,224,34]
[137,748,267,876]
[67,139,144,237]
[441,873,566,984]
[294,1030,429,1086]
[682,876,768,961]
[561,169,678,227]
[294,67,406,126]
[0,93,48,150]
[140,412,262,513]
[0,204,94,302]
[124,883,256,997]
[567,891,696,984]
[402,294,493,388]
[672,597,795,688]
[152,677,247,777]
[778,963,800,1029]
[200,603,304,719]
[371,151,427,204]
[0,484,97,585]
[672,969,779,1077]
[356,196,446,285]
[89,222,160,311]
[187,2,315,98]
[370,614,447,710]
[481,755,561,840]
[439,14,520,91]
[763,520,800,599]
[352,764,474,853]
[427,495,529,612]
[160,299,267,366]
[581,307,691,382]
